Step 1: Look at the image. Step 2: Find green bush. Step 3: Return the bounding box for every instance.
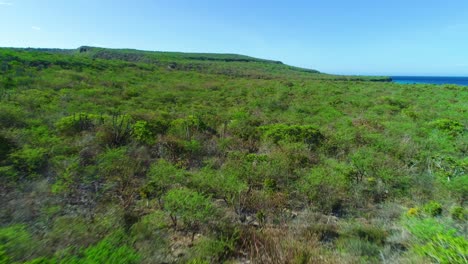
[2,46,468,264]
[298,159,348,213]
[0,166,18,182]
[448,176,468,204]
[97,147,142,208]
[430,119,464,136]
[423,201,443,217]
[169,115,206,140]
[191,167,247,212]
[164,188,214,239]
[141,159,186,202]
[132,120,154,144]
[260,124,324,148]
[450,206,466,221]
[406,207,421,217]
[10,145,47,176]
[187,236,235,263]
[0,104,26,128]
[55,113,101,135]
[0,224,38,262]
[0,134,14,161]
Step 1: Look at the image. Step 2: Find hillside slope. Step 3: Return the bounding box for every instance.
[0,47,466,264]
[3,47,391,81]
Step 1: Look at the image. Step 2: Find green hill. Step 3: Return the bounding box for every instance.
[0,47,465,264]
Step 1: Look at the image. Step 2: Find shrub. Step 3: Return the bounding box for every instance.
[227,111,262,142]
[260,124,324,149]
[45,215,95,252]
[0,104,26,129]
[192,167,247,214]
[129,211,170,263]
[406,207,421,217]
[55,113,101,135]
[10,145,47,176]
[297,159,348,214]
[430,119,464,136]
[0,224,38,262]
[423,201,443,217]
[140,159,186,203]
[450,206,466,221]
[0,134,14,162]
[97,114,134,146]
[169,115,206,140]
[132,120,154,144]
[0,166,18,182]
[97,147,142,208]
[187,236,235,263]
[448,176,468,204]
[164,188,215,240]
[130,211,168,240]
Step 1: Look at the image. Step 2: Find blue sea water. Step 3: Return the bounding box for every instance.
[392,76,468,86]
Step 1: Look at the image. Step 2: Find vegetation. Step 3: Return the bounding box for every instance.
[0,47,466,263]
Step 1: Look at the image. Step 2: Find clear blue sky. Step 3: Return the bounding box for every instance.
[1,0,468,76]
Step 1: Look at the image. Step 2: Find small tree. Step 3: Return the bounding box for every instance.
[98,147,142,209]
[141,159,185,206]
[164,188,214,241]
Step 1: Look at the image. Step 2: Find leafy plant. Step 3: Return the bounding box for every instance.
[164,188,215,240]
[423,201,443,217]
[430,118,464,136]
[260,124,324,149]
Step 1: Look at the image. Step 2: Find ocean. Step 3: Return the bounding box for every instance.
[392,76,468,86]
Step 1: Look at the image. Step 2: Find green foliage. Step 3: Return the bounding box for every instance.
[414,233,468,264]
[55,113,101,135]
[97,147,142,208]
[260,124,324,148]
[141,159,185,201]
[0,134,14,162]
[298,159,349,213]
[0,224,37,262]
[82,237,139,264]
[450,206,466,221]
[97,114,134,146]
[404,217,457,243]
[130,211,168,239]
[406,207,421,217]
[169,115,206,140]
[423,201,443,217]
[10,145,47,176]
[430,118,464,136]
[0,47,467,263]
[187,236,237,263]
[164,188,214,232]
[192,167,247,211]
[0,104,26,128]
[403,216,468,263]
[342,223,387,246]
[132,120,154,144]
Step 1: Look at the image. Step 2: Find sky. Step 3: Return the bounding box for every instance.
[1,0,468,76]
